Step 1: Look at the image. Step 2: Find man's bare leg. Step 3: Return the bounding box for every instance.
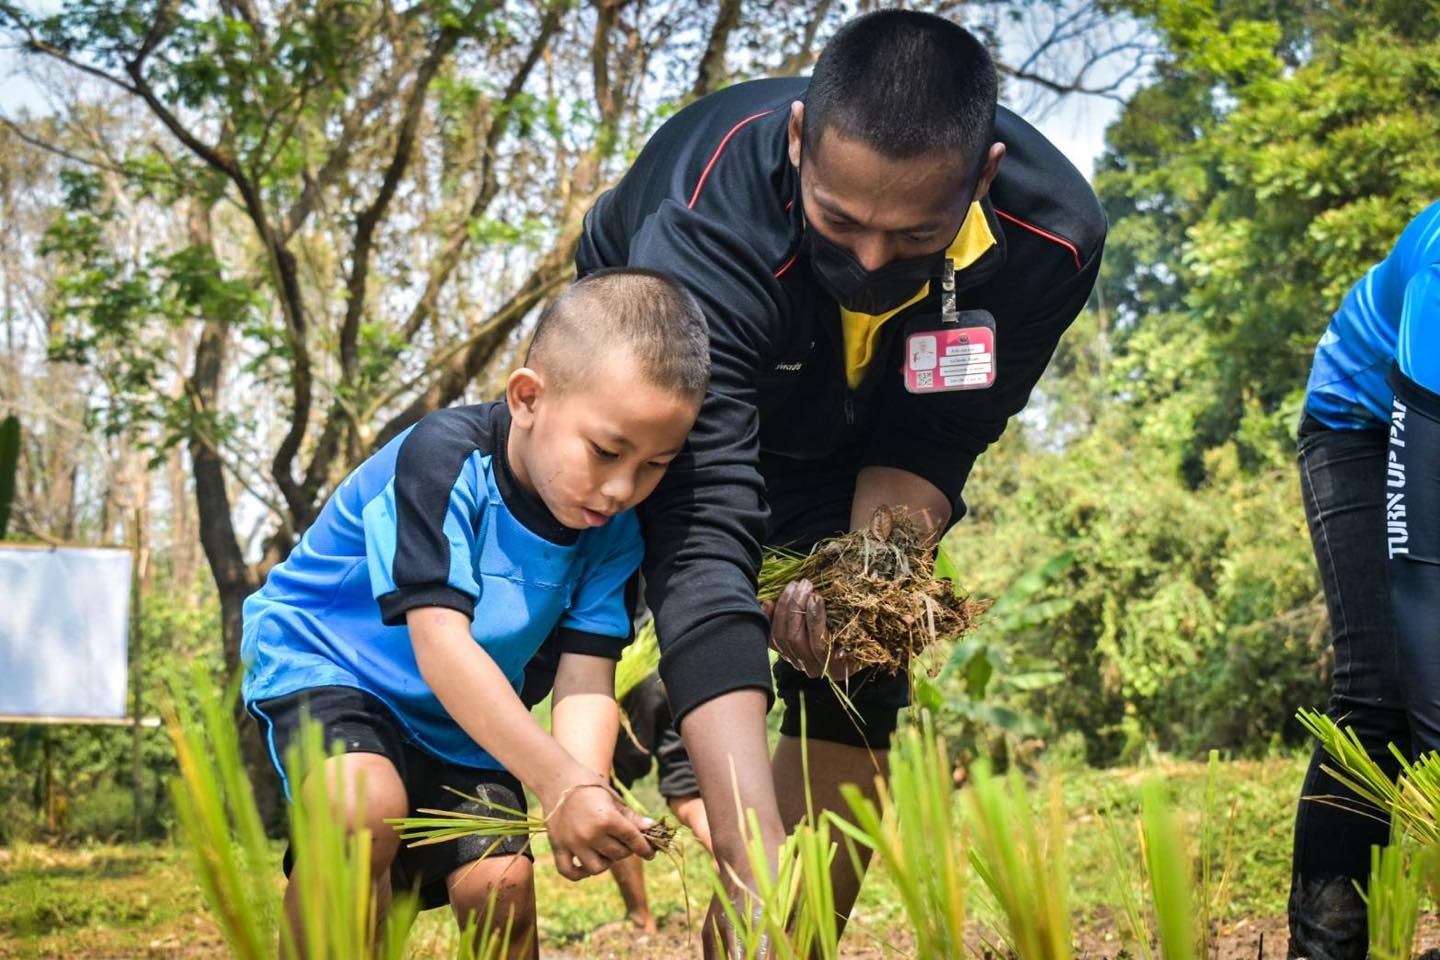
[772,735,886,939]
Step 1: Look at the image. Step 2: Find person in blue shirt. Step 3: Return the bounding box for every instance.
[241,268,709,957]
[1291,200,1440,960]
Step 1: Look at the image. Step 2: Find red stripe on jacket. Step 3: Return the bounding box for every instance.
[994,208,1083,270]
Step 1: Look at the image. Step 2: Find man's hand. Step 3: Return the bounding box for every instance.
[763,579,858,680]
[543,778,655,881]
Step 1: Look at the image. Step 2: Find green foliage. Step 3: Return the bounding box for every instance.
[837,719,967,957]
[952,2,1440,763]
[918,550,1067,766]
[40,173,261,458]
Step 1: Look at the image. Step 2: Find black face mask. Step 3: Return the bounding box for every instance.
[795,145,985,315]
[803,227,947,315]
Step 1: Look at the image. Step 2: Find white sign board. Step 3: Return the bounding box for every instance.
[0,545,132,719]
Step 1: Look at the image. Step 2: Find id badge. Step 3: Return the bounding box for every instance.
[903,309,997,393]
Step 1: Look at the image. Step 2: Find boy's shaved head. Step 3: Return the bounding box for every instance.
[525,268,710,399]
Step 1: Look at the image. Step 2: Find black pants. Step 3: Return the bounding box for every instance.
[1288,400,1440,959]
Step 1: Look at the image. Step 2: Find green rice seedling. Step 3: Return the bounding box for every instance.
[390,784,676,856]
[1197,750,1236,957]
[705,807,811,960]
[164,666,513,960]
[163,665,276,960]
[616,619,660,703]
[1103,773,1225,960]
[283,714,424,960]
[965,759,1071,960]
[1102,815,1157,960]
[834,717,965,958]
[789,816,841,960]
[1140,779,1196,960]
[390,787,547,855]
[1297,708,1440,844]
[1363,843,1427,960]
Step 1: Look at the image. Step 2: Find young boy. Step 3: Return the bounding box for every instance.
[239,268,710,957]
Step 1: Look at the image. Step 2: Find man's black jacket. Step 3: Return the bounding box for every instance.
[576,77,1106,724]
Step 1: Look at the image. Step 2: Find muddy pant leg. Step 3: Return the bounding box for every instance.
[1289,418,1410,960]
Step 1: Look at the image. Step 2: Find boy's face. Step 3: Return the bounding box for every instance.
[506,352,700,530]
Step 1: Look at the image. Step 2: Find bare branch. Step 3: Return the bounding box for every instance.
[279,67,403,240]
[775,0,833,77]
[0,114,141,178]
[3,19,141,96]
[338,21,464,385]
[692,0,741,98]
[370,241,576,450]
[395,4,563,346]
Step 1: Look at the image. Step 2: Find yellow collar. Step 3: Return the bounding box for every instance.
[839,203,997,388]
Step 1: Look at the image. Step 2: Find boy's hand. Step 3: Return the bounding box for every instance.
[543,775,655,881]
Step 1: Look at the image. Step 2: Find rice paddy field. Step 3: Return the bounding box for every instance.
[12,751,1437,960]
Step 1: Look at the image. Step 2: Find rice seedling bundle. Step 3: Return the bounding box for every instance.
[389,784,677,856]
[1297,708,1440,845]
[757,506,985,675]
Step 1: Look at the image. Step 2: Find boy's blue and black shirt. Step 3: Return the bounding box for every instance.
[1305,199,1440,430]
[241,400,641,771]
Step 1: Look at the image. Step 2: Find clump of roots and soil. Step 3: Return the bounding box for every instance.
[758,506,987,675]
[641,818,676,852]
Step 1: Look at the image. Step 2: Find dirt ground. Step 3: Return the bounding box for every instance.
[11,895,1440,958]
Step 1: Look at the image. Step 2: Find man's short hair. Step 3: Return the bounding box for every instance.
[804,11,997,172]
[525,268,710,399]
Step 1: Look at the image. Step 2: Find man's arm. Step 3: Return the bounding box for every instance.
[622,203,792,884]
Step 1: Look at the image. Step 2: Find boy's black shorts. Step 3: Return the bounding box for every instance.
[612,672,699,799]
[761,451,912,751]
[250,685,532,911]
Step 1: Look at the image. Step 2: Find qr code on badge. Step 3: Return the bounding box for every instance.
[916,370,934,388]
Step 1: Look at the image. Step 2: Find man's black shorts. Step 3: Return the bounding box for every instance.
[761,451,912,750]
[612,672,699,799]
[250,685,532,911]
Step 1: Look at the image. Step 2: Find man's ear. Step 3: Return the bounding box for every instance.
[972,142,1006,202]
[506,368,544,429]
[787,100,804,170]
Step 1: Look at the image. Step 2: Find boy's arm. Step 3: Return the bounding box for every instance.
[407,606,652,878]
[551,652,621,778]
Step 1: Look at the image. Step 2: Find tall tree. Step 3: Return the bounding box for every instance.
[1,0,1153,795]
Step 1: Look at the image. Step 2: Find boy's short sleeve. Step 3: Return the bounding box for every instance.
[557,512,643,659]
[363,423,486,626]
